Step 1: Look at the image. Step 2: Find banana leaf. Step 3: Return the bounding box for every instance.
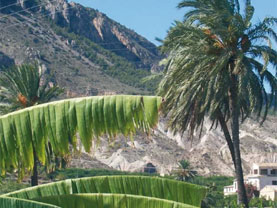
[4,176,207,207]
[33,193,198,208]
[0,196,59,208]
[0,95,162,179]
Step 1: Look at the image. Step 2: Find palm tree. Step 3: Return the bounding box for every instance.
[0,64,63,186]
[172,160,197,181]
[0,64,62,114]
[158,0,277,207]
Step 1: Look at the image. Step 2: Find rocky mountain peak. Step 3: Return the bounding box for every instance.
[3,0,161,69]
[41,0,161,68]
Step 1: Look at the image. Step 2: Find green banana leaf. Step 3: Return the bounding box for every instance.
[0,95,162,179]
[3,176,207,207]
[0,196,59,208]
[34,193,198,208]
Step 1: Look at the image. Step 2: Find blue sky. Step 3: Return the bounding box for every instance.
[72,0,277,45]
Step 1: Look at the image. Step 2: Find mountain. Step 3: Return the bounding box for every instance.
[0,0,161,95]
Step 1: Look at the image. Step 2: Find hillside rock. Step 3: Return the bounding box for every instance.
[74,116,277,177]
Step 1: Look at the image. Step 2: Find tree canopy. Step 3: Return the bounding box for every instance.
[0,64,62,115]
[158,0,277,206]
[159,0,277,135]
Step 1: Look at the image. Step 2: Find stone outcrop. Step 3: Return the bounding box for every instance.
[42,0,160,69]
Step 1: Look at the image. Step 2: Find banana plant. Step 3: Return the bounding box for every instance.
[0,95,162,181]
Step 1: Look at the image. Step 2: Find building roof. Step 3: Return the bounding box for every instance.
[245,174,262,178]
[254,163,277,168]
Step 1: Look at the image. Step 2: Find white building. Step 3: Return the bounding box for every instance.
[224,163,277,196]
[260,186,277,201]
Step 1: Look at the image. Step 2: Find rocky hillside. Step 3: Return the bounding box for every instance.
[70,115,277,177]
[0,0,161,95]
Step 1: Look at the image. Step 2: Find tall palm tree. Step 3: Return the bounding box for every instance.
[0,64,63,186]
[158,0,277,207]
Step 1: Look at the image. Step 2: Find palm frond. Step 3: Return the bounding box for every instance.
[0,64,63,112]
[159,0,277,137]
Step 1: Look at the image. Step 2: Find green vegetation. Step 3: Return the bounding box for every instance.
[190,176,234,207]
[158,0,277,207]
[0,168,158,196]
[47,168,158,180]
[221,195,277,208]
[34,194,197,208]
[50,24,160,93]
[191,176,234,191]
[0,196,58,208]
[0,64,62,115]
[0,64,63,186]
[0,180,29,195]
[3,175,206,207]
[3,172,276,208]
[171,160,197,181]
[0,168,157,195]
[0,95,161,181]
[249,197,277,207]
[189,176,277,207]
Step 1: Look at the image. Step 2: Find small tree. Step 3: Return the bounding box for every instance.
[171,160,197,181]
[0,64,63,186]
[245,183,258,200]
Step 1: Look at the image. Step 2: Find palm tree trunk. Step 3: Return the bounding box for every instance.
[217,110,236,169]
[230,75,248,208]
[31,150,38,186]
